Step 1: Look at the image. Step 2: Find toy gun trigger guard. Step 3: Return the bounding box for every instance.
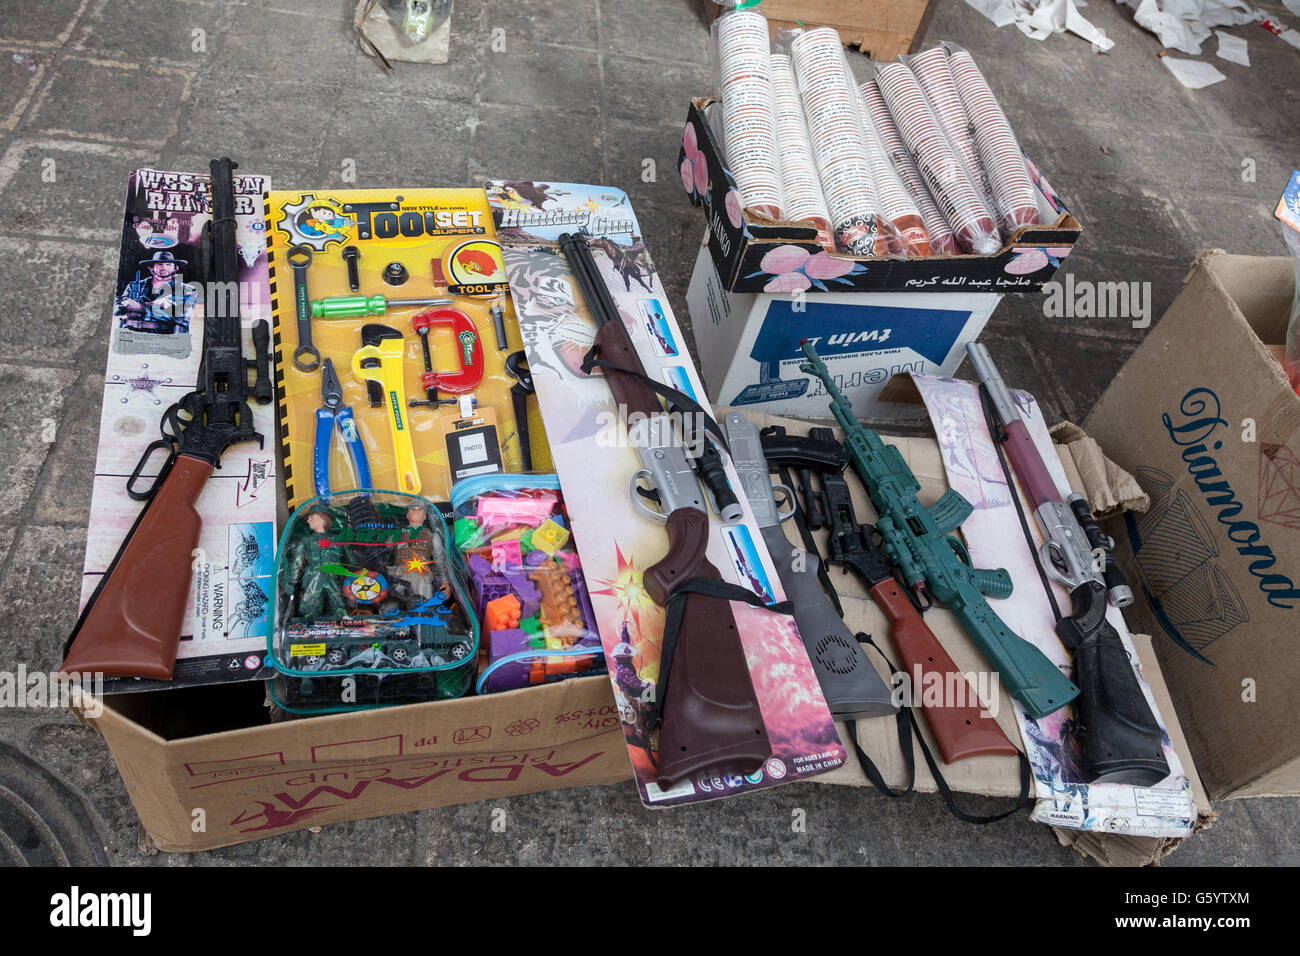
[630,469,668,523]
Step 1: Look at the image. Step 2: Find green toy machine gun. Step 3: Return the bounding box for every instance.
[798,341,1079,720]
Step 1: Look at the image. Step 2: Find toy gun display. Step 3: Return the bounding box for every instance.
[722,412,898,721]
[763,426,1018,763]
[62,157,272,680]
[966,344,1169,785]
[560,232,767,787]
[799,340,1079,720]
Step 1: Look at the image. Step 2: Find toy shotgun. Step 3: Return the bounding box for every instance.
[761,426,1018,763]
[62,157,272,680]
[799,340,1079,720]
[559,232,768,788]
[722,412,898,721]
[967,344,1169,785]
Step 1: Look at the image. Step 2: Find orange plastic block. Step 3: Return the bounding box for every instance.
[485,593,521,631]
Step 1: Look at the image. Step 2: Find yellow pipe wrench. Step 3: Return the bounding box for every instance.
[351,323,421,495]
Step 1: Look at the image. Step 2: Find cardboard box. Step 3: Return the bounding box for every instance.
[81,675,630,852]
[681,98,1081,294]
[1086,251,1300,802]
[78,411,1211,861]
[702,0,940,63]
[686,240,999,419]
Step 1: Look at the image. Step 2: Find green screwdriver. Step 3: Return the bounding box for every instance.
[311,294,453,319]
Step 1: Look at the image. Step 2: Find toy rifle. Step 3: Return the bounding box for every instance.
[559,232,768,788]
[62,157,272,680]
[799,340,1079,720]
[722,412,898,721]
[966,344,1169,785]
[761,426,1018,763]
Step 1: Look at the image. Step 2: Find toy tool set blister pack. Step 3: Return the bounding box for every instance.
[269,490,477,713]
[266,188,550,509]
[450,474,605,694]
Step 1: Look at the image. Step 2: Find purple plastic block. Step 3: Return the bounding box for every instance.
[503,567,542,618]
[523,549,547,567]
[569,568,598,638]
[485,628,534,692]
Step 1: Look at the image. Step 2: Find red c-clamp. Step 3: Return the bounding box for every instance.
[410,307,484,394]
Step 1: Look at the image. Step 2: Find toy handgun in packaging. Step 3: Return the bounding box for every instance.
[269,490,478,713]
[266,187,549,510]
[449,474,605,693]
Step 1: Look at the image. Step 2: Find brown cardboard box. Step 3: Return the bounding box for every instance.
[80,675,631,852]
[703,0,940,62]
[78,413,1209,859]
[1086,251,1300,801]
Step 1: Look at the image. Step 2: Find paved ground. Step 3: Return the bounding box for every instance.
[0,0,1297,865]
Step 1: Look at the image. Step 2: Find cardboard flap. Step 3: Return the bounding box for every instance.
[1049,421,1150,516]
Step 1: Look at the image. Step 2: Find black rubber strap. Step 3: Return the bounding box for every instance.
[850,632,1032,824]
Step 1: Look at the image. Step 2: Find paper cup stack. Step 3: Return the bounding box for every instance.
[860,80,959,256]
[858,92,931,257]
[717,11,785,220]
[876,61,1000,255]
[908,47,996,217]
[948,47,1040,236]
[791,27,888,257]
[770,53,833,248]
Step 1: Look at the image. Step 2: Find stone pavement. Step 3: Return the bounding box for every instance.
[0,0,1296,865]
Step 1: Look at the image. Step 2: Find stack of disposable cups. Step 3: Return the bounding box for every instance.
[770,53,833,249]
[876,61,1000,255]
[791,27,890,257]
[906,47,997,221]
[716,11,785,220]
[860,80,959,256]
[856,89,931,257]
[947,46,1040,236]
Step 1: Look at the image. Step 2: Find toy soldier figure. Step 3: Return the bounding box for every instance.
[288,504,350,619]
[391,503,450,609]
[117,250,199,333]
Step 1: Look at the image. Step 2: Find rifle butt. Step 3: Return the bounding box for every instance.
[869,579,1019,762]
[647,509,770,788]
[62,455,213,680]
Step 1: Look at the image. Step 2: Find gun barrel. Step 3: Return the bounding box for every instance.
[965,343,1020,428]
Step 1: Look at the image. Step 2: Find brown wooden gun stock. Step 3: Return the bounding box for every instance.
[867,578,1018,763]
[62,456,212,679]
[645,509,770,788]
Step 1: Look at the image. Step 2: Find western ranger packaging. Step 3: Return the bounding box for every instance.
[1086,251,1300,800]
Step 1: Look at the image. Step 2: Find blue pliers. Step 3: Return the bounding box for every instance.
[313,358,371,497]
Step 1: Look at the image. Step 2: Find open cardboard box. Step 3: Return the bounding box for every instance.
[75,409,1210,863]
[1086,251,1300,803]
[681,98,1082,294]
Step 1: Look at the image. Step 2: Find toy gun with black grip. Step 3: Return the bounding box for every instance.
[799,340,1079,720]
[62,157,272,680]
[967,343,1168,785]
[723,412,897,720]
[560,233,768,788]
